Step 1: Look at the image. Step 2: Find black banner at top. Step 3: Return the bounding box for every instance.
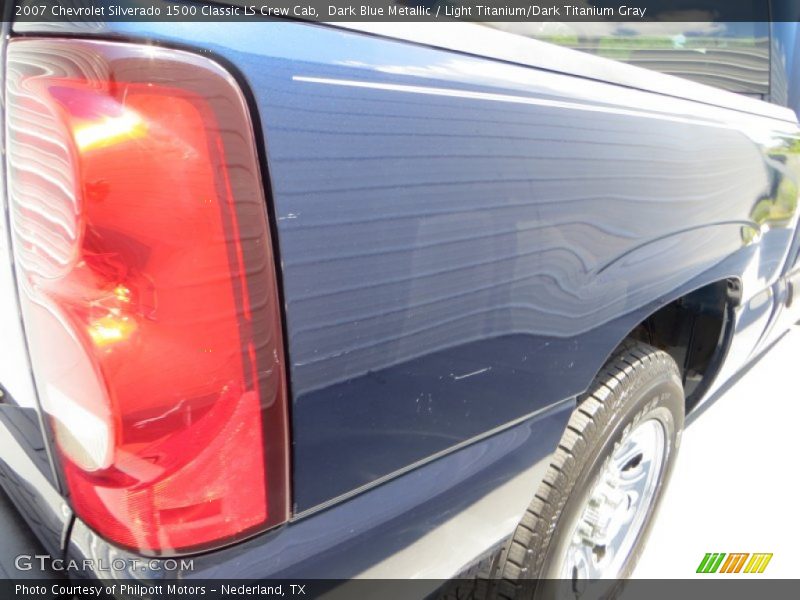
[7,0,796,23]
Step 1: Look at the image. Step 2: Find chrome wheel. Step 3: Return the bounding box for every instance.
[556,418,667,580]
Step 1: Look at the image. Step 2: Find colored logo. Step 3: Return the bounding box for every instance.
[696,553,773,574]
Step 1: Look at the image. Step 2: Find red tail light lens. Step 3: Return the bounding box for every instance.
[6,39,289,553]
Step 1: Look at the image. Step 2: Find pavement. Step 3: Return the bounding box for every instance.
[635,324,800,578]
[0,327,797,580]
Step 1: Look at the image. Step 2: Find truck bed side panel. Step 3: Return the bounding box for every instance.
[8,21,800,513]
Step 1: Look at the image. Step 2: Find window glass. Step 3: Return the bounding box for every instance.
[483,21,770,96]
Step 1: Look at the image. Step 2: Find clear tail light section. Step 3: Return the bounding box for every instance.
[5,39,289,554]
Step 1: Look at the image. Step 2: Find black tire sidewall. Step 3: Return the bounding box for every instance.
[537,364,684,584]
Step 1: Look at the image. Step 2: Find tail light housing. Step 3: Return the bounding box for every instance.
[6,39,289,554]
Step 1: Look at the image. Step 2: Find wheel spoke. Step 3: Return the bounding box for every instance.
[557,418,666,580]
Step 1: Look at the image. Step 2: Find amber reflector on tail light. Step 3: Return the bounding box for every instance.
[6,39,289,554]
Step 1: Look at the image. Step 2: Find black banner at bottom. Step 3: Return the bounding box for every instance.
[3,579,800,600]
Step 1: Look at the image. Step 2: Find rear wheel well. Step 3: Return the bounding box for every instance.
[626,279,738,411]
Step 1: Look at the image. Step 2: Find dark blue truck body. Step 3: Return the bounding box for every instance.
[2,12,800,587]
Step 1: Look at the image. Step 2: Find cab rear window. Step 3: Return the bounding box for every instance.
[482,3,770,97]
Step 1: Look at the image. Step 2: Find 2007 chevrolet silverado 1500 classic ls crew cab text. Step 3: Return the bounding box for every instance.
[1,4,800,598]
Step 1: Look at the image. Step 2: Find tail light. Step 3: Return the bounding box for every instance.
[5,39,289,554]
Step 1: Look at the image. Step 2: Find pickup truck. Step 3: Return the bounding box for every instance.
[1,5,799,598]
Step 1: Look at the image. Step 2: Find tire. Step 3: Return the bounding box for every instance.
[492,341,684,599]
[438,551,498,600]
